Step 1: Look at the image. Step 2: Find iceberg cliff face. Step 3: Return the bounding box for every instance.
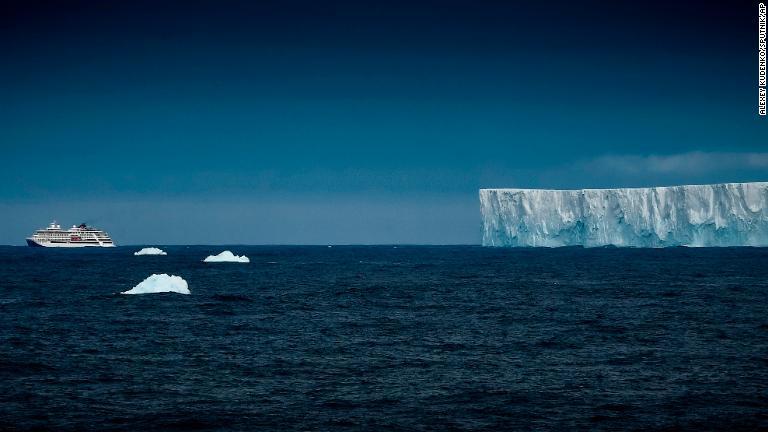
[480,182,768,247]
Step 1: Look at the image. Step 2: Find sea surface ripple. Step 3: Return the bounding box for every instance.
[1,246,767,431]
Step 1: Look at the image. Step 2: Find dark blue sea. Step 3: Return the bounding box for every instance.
[1,246,768,431]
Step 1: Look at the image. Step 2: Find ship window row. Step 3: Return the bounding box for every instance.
[38,234,103,238]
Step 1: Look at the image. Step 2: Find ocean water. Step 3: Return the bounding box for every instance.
[1,245,768,431]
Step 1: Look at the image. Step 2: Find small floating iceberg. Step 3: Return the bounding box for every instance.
[203,250,250,263]
[122,274,190,295]
[133,247,167,256]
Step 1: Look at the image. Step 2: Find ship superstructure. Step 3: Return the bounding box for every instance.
[26,221,115,247]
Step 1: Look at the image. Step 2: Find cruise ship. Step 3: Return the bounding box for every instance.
[26,221,116,247]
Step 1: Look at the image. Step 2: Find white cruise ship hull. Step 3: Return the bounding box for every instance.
[26,239,116,248]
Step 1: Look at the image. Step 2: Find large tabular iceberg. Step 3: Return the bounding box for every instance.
[480,182,768,247]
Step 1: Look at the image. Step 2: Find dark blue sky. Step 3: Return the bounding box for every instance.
[1,0,766,244]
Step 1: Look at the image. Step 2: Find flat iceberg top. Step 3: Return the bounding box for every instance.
[203,250,250,263]
[480,181,768,193]
[480,182,768,248]
[122,274,190,295]
[134,247,167,256]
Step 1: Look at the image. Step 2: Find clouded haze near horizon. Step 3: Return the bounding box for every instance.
[1,0,766,244]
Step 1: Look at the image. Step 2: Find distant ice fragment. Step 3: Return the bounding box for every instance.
[480,182,768,247]
[133,247,167,256]
[203,250,250,263]
[121,274,189,295]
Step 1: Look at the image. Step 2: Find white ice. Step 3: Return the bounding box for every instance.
[121,274,190,295]
[203,250,250,263]
[133,247,167,256]
[480,182,768,247]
